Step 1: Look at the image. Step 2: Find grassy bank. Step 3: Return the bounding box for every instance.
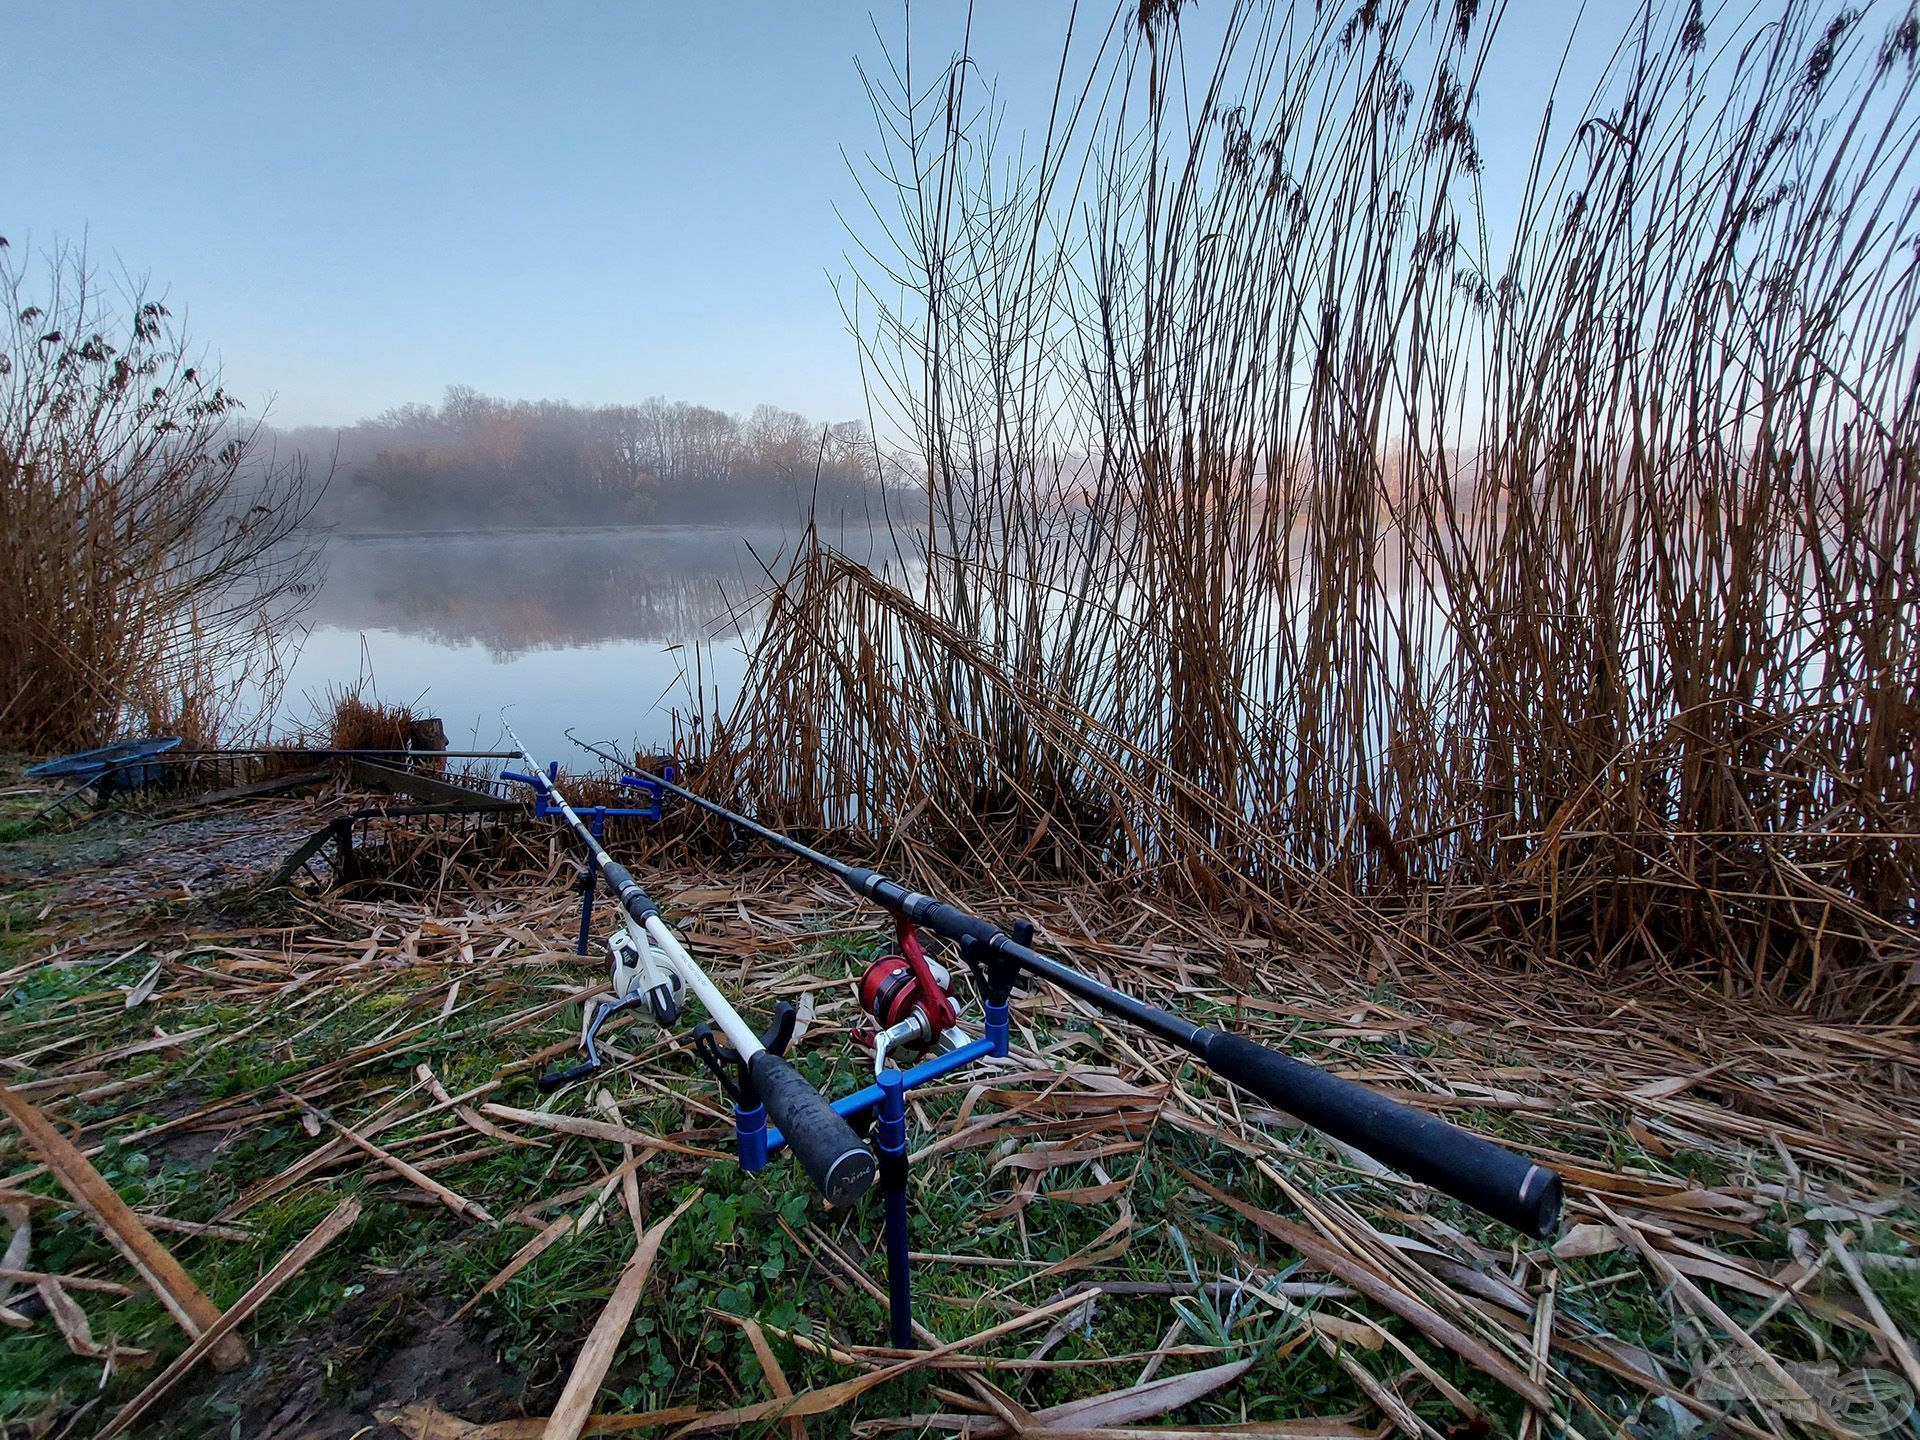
[0,783,1915,1437]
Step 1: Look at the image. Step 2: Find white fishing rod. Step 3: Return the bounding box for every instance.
[504,727,875,1206]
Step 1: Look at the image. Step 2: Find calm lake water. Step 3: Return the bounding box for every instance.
[280,526,829,762]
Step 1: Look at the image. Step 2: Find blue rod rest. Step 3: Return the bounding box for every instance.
[503,766,663,954]
[735,1102,769,1172]
[763,1036,996,1155]
[502,764,666,822]
[617,767,676,822]
[984,999,1011,1057]
[876,1070,913,1348]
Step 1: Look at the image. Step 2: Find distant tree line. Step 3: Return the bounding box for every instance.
[283,387,894,531]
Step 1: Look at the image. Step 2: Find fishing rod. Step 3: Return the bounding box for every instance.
[501,728,875,1207]
[618,763,1564,1240]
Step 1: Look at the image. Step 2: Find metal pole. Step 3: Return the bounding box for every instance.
[575,808,604,956]
[875,1070,913,1348]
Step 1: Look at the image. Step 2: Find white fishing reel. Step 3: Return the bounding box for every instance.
[542,928,685,1095]
[605,926,685,1024]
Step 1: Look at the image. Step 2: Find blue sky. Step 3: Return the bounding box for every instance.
[5,3,1636,430]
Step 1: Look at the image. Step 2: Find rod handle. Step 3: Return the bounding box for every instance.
[1198,1030,1562,1238]
[748,1051,876,1207]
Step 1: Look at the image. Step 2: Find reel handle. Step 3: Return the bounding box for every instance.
[536,1057,602,1093]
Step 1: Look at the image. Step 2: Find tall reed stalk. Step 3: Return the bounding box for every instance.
[711,0,1920,1016]
[0,240,319,751]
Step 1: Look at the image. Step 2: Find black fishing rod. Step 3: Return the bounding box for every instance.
[503,728,875,1207]
[623,765,1564,1239]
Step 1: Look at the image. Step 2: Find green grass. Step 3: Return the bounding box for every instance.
[0,893,54,953]
[1,826,1912,1438]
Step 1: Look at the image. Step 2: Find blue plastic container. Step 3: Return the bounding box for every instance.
[26,736,182,788]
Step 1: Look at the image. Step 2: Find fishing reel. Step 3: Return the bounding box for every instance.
[853,924,971,1077]
[538,926,686,1092]
[606,928,684,1023]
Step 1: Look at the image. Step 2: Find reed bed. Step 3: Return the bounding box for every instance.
[0,240,316,755]
[321,687,419,753]
[706,0,1920,1017]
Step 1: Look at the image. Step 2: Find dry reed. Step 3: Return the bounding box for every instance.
[705,0,1920,1017]
[323,686,418,753]
[4,794,1914,1437]
[0,239,318,755]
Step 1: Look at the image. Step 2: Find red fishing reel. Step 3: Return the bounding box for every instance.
[853,923,962,1073]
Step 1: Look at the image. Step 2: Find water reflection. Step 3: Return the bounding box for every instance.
[307,527,793,656]
[282,526,807,759]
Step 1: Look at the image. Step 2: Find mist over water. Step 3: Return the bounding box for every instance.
[279,525,814,762]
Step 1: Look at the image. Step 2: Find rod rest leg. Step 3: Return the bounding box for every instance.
[736,1102,768,1172]
[966,925,1026,1059]
[984,999,1011,1057]
[876,1069,913,1349]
